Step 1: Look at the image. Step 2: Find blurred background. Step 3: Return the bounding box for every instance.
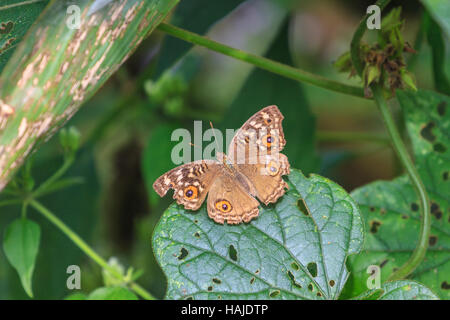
[0,0,447,299]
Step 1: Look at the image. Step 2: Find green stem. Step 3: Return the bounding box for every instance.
[157,23,366,98]
[371,85,431,280]
[317,130,390,145]
[32,156,74,198]
[29,200,155,300]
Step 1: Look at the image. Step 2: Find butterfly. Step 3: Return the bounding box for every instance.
[153,105,290,224]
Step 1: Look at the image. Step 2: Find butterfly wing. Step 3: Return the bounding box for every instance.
[207,172,260,225]
[227,105,286,163]
[235,153,290,205]
[153,160,220,211]
[227,105,290,205]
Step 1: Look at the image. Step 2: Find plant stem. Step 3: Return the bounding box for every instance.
[157,23,366,98]
[317,130,390,145]
[29,200,155,300]
[32,156,74,198]
[371,84,431,280]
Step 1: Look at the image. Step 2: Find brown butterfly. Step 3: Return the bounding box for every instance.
[153,105,290,224]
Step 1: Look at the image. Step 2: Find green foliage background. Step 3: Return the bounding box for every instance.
[0,0,448,300]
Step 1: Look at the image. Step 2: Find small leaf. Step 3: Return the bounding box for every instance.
[333,51,353,73]
[65,292,87,300]
[88,286,138,300]
[3,218,41,297]
[366,65,381,86]
[102,257,125,287]
[400,69,417,91]
[378,281,439,300]
[153,169,363,299]
[353,280,438,300]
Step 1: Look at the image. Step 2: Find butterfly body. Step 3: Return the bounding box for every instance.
[153,105,290,225]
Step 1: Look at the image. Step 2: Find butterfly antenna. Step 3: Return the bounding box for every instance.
[209,121,224,159]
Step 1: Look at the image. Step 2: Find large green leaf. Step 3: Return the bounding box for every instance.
[0,0,180,190]
[3,218,41,297]
[0,0,49,73]
[153,169,363,300]
[343,90,450,299]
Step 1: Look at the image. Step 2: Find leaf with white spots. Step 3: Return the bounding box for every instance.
[152,169,363,300]
[0,0,180,190]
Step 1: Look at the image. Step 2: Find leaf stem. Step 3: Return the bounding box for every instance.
[317,130,390,145]
[29,200,155,300]
[371,84,431,280]
[157,23,366,98]
[32,156,75,198]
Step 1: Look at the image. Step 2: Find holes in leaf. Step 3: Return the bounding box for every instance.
[0,21,14,34]
[443,172,449,181]
[307,284,314,292]
[437,101,447,116]
[228,245,238,261]
[380,259,389,268]
[441,281,450,290]
[369,207,375,212]
[434,143,446,153]
[217,295,222,300]
[329,280,335,287]
[207,286,213,292]
[255,269,260,275]
[178,247,189,260]
[212,278,221,284]
[431,202,443,220]
[287,270,302,289]
[316,292,322,297]
[401,214,409,220]
[411,203,419,212]
[370,220,382,233]
[250,277,255,285]
[429,235,438,246]
[307,262,318,277]
[269,289,280,298]
[185,296,193,300]
[194,219,198,224]
[420,122,436,142]
[194,232,200,238]
[291,262,300,271]
[297,199,310,216]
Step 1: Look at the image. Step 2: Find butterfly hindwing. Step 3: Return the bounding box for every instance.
[207,172,260,225]
[235,153,290,205]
